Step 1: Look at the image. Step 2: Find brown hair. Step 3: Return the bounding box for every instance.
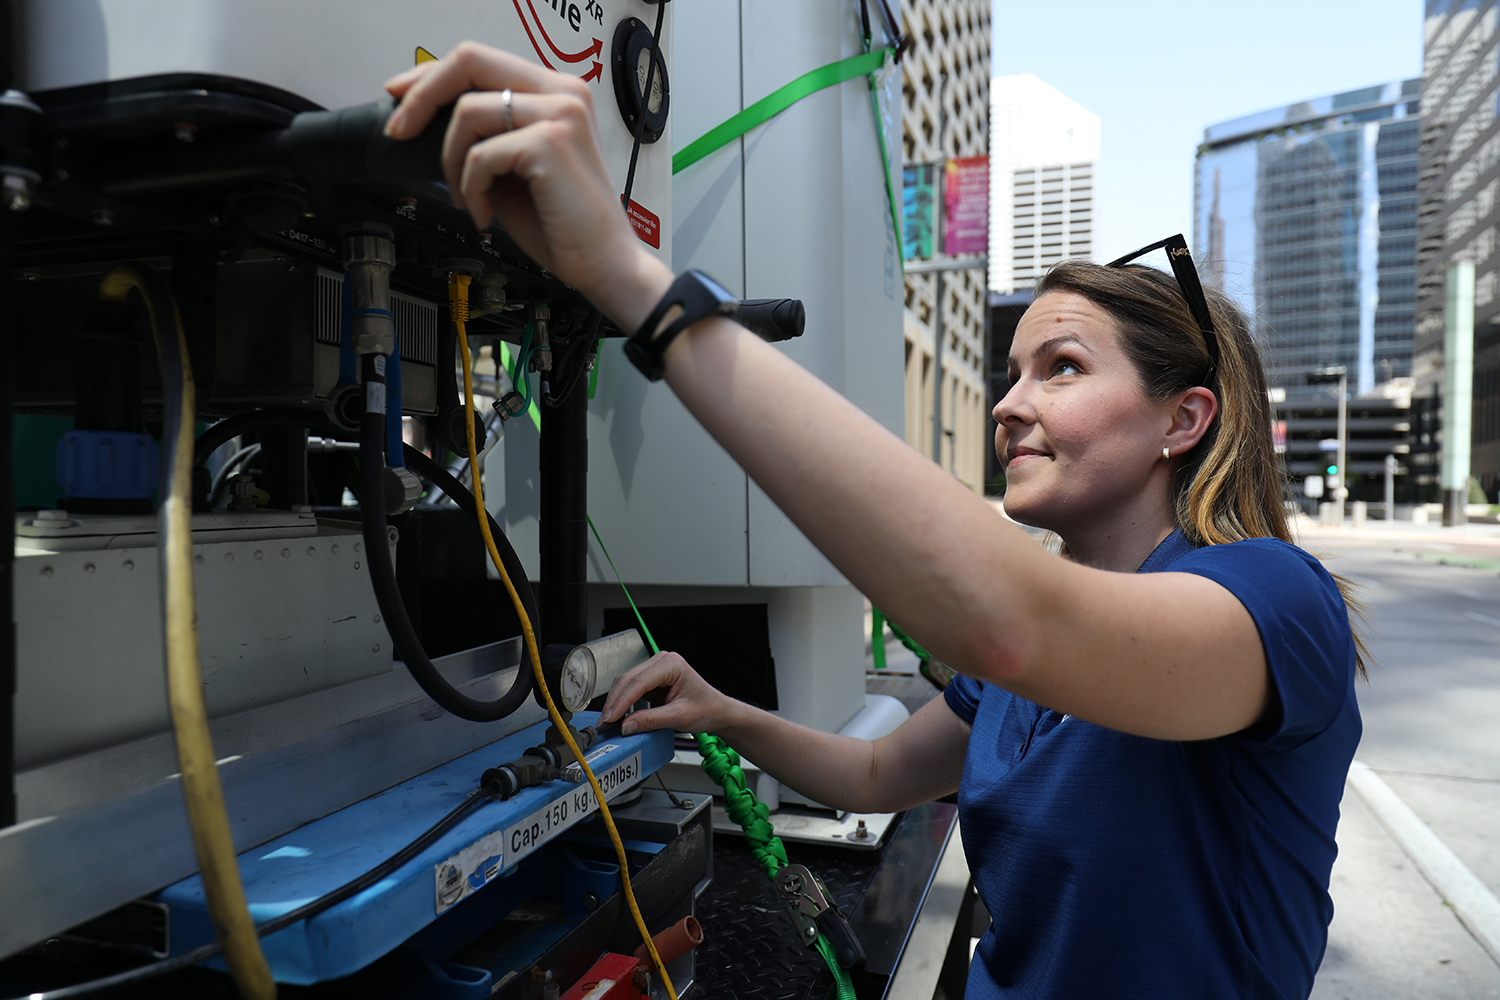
[1034,260,1369,675]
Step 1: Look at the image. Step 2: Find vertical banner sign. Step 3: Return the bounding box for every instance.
[944,156,989,257]
[902,164,937,261]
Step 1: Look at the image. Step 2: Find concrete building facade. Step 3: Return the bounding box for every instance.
[989,74,1099,295]
[901,0,991,492]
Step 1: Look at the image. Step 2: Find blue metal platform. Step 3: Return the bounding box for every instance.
[156,715,673,984]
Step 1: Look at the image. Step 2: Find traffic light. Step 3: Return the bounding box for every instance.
[1326,463,1338,476]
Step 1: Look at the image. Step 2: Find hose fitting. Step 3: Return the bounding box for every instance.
[341,222,396,356]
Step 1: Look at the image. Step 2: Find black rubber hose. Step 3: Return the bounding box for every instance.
[193,408,343,467]
[359,354,535,720]
[399,444,541,630]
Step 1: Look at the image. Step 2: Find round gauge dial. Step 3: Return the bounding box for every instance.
[561,648,597,714]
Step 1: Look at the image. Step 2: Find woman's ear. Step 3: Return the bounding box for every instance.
[1165,386,1218,456]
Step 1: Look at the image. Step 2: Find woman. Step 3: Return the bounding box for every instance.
[385,45,1362,999]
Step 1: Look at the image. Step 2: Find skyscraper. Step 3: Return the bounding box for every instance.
[989,74,1099,294]
[1418,0,1500,498]
[1195,81,1421,401]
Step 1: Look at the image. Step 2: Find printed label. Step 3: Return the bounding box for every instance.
[625,200,660,249]
[505,752,641,866]
[433,827,505,915]
[366,381,386,415]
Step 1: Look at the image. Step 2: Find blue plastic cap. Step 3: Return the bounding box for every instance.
[56,430,160,499]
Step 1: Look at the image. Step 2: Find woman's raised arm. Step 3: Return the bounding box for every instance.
[384,44,1268,742]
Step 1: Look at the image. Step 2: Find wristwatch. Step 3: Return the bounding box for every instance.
[624,269,738,381]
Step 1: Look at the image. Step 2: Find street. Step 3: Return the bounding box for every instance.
[1301,518,1500,998]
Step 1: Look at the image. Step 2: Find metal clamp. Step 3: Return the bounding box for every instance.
[773,863,866,971]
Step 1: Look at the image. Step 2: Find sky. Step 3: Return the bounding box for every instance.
[990,0,1425,265]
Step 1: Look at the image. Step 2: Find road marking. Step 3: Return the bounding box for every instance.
[1348,761,1500,967]
[1458,589,1495,600]
[1464,610,1500,628]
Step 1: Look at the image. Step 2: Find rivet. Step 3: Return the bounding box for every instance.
[281,548,291,558]
[373,614,381,624]
[253,550,263,560]
[307,546,316,557]
[122,559,134,571]
[373,643,381,653]
[354,561,362,570]
[194,554,204,565]
[331,543,340,555]
[40,566,53,577]
[83,563,95,574]
[354,542,362,552]
[224,552,234,563]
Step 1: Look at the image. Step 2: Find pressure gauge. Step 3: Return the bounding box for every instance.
[559,645,598,714]
[611,16,669,144]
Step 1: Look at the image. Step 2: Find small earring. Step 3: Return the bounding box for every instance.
[1162,447,1171,463]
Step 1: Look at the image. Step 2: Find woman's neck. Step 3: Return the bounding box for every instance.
[1060,510,1179,573]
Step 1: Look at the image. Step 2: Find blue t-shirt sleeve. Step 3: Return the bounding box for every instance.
[944,672,984,725]
[1168,539,1354,751]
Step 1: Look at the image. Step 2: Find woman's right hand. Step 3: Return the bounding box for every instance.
[599,651,736,736]
[382,42,671,333]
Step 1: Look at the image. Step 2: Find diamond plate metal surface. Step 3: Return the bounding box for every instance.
[690,833,882,999]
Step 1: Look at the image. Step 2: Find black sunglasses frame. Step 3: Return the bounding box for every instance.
[1107,234,1221,387]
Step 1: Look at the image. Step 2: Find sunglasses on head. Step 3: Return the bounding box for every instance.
[1107,234,1220,387]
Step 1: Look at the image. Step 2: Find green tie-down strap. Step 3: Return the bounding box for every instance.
[672,47,894,176]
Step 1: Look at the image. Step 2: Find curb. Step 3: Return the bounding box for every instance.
[1347,761,1500,967]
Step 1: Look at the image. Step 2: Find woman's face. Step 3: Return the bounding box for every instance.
[994,291,1180,536]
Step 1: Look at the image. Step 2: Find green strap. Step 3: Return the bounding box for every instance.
[884,614,933,665]
[871,606,887,672]
[586,514,661,655]
[588,513,856,997]
[673,48,893,175]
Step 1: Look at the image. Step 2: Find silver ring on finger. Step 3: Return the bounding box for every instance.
[500,88,514,133]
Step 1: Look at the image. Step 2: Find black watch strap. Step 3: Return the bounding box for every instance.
[624,269,738,380]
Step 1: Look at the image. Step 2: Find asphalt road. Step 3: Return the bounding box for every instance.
[1301,518,1500,997]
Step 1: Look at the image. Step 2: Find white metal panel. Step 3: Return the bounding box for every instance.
[13,519,391,769]
[741,0,903,586]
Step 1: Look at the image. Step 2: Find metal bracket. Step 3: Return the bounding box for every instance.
[773,863,866,970]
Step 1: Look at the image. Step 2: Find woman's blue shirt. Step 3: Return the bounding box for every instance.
[943,531,1361,999]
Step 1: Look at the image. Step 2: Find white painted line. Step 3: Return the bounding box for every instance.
[1348,761,1500,966]
[1464,610,1500,628]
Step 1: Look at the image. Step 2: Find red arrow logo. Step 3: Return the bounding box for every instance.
[512,0,604,74]
[582,60,603,83]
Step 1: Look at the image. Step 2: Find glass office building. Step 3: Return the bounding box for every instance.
[1195,81,1421,402]
[1419,0,1500,497]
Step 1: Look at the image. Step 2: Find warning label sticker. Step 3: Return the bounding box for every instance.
[625,200,660,248]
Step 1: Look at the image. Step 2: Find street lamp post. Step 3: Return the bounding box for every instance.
[1309,366,1349,522]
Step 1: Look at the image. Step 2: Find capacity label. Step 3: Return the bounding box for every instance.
[506,752,641,866]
